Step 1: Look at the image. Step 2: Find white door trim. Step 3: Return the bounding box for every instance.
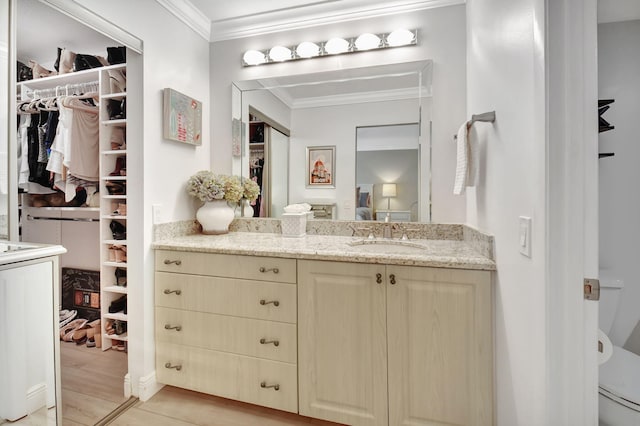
[546,0,599,423]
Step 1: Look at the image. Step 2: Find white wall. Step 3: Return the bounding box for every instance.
[290,99,417,219]
[466,0,548,424]
[598,20,640,347]
[73,0,211,399]
[211,5,467,223]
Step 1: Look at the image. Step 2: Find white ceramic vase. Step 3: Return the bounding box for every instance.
[196,200,235,234]
[240,199,254,218]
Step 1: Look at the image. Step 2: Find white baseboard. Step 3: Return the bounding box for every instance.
[124,373,132,399]
[138,371,164,402]
[26,383,47,415]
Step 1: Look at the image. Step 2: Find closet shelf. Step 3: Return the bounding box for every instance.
[103,285,127,294]
[103,214,127,220]
[104,312,127,321]
[102,119,127,127]
[18,66,102,89]
[103,239,127,245]
[101,92,127,100]
[102,149,128,155]
[104,261,128,267]
[103,195,128,200]
[102,176,127,181]
[25,206,100,212]
[105,333,128,342]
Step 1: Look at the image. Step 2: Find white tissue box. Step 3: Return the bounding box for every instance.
[281,212,307,237]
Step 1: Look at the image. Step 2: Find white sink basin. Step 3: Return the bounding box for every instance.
[348,239,426,254]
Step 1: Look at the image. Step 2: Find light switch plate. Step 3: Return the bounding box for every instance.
[519,216,532,257]
[152,204,163,224]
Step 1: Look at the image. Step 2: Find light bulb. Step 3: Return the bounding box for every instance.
[243,50,266,66]
[269,46,292,62]
[354,33,381,51]
[324,38,349,54]
[387,29,415,47]
[296,41,320,58]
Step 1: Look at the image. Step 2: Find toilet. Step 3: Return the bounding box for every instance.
[598,274,640,425]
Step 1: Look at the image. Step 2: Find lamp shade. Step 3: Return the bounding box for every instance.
[382,183,397,197]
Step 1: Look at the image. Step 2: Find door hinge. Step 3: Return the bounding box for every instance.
[584,278,600,301]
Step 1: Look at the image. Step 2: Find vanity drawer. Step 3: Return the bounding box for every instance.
[155,272,296,323]
[156,307,297,363]
[157,342,297,413]
[155,250,296,284]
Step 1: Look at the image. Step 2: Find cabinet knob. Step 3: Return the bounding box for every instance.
[164,259,182,265]
[163,289,182,295]
[376,273,382,284]
[260,381,280,391]
[259,266,279,274]
[164,324,182,332]
[389,274,396,285]
[260,299,280,307]
[164,362,182,371]
[260,338,280,347]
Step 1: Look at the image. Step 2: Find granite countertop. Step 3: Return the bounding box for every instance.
[152,232,496,271]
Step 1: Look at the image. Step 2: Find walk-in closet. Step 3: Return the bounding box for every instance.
[12,0,134,422]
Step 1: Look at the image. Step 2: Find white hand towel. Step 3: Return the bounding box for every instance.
[453,122,470,195]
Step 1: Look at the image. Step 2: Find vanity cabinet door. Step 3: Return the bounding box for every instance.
[386,266,493,426]
[298,260,388,426]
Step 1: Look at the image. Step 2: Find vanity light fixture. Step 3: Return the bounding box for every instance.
[241,29,417,66]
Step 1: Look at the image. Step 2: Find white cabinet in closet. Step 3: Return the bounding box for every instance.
[99,64,128,351]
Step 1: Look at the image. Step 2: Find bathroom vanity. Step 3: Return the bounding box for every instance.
[152,222,495,426]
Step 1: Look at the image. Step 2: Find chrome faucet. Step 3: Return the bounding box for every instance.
[383,222,393,239]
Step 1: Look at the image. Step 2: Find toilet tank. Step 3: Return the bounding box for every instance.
[599,270,624,334]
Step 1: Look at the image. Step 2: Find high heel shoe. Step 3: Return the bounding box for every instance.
[114,245,127,263]
[107,99,125,120]
[112,202,127,216]
[110,220,126,240]
[110,127,126,151]
[29,60,55,79]
[106,180,126,195]
[110,156,126,176]
[58,48,76,74]
[109,295,127,314]
[115,267,127,287]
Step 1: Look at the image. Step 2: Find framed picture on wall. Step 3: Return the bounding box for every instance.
[163,88,202,145]
[306,146,335,188]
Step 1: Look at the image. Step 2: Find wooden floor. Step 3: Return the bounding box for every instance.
[4,343,343,426]
[109,386,343,426]
[60,340,129,425]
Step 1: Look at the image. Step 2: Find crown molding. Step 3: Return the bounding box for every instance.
[210,0,464,42]
[156,0,210,41]
[270,86,430,110]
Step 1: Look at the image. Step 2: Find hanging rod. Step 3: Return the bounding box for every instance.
[25,81,100,101]
[454,110,497,140]
[26,214,99,222]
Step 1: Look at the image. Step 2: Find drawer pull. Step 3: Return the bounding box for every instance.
[260,338,280,347]
[260,299,280,307]
[164,324,182,332]
[259,267,279,274]
[164,259,182,265]
[260,381,280,391]
[376,273,382,284]
[389,274,396,285]
[164,362,182,371]
[163,289,182,295]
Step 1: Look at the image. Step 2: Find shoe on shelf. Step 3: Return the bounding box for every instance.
[109,156,126,176]
[107,99,125,120]
[105,180,126,195]
[112,202,127,216]
[115,267,127,287]
[109,295,127,314]
[110,220,126,240]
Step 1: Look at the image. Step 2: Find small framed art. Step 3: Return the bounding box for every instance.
[163,88,202,145]
[306,145,335,188]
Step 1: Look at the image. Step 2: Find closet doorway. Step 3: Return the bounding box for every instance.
[248,107,290,218]
[12,0,141,423]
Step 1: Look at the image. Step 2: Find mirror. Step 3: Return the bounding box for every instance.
[233,60,432,221]
[1,0,9,239]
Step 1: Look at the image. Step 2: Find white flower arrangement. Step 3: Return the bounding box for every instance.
[240,177,260,202]
[186,171,243,203]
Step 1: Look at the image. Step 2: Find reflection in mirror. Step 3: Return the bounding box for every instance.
[0,0,8,239]
[356,123,419,222]
[233,60,432,221]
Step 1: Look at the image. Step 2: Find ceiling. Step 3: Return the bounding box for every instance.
[598,0,640,24]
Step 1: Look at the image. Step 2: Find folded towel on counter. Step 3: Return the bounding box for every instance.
[453,121,479,195]
[283,203,312,213]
